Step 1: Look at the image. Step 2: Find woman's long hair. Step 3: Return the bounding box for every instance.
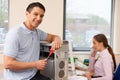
[93,34,116,71]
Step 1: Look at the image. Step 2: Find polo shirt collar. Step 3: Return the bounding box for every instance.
[20,23,35,33]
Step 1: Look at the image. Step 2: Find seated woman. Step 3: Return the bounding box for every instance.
[83,34,116,80]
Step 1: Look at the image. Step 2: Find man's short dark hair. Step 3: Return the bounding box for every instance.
[26,2,45,13]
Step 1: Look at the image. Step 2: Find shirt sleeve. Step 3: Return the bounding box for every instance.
[36,29,47,41]
[91,54,113,80]
[88,56,95,72]
[3,31,19,58]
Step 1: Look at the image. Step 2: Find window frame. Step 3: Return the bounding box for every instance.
[63,0,115,51]
[0,0,9,51]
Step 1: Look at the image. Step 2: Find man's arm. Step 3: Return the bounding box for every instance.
[46,33,62,49]
[4,55,47,71]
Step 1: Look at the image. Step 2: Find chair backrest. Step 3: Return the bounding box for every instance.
[113,63,120,80]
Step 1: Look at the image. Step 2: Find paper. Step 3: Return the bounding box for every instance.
[68,75,88,80]
[75,70,85,76]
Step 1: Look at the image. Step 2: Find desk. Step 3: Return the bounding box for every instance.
[68,70,88,80]
[68,75,88,80]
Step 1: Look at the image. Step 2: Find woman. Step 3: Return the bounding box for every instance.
[84,34,116,80]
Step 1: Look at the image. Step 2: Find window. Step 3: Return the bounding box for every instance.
[0,0,8,50]
[64,0,114,51]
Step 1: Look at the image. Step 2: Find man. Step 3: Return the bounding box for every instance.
[3,2,62,80]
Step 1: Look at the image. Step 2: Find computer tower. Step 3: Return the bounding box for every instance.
[40,41,69,80]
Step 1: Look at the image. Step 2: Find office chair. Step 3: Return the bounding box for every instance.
[113,63,120,80]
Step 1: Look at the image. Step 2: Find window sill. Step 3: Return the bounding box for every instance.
[72,51,91,55]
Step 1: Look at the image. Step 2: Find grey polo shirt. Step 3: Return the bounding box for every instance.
[3,23,47,80]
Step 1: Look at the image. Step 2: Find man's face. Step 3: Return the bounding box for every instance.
[26,7,45,29]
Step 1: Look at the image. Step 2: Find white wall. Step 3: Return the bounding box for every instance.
[9,0,64,39]
[113,0,120,54]
[9,0,120,54]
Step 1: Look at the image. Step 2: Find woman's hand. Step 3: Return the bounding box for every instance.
[83,72,92,80]
[91,49,97,57]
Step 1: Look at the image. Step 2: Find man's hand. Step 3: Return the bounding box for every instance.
[51,36,62,50]
[46,34,62,50]
[4,55,47,71]
[34,59,47,70]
